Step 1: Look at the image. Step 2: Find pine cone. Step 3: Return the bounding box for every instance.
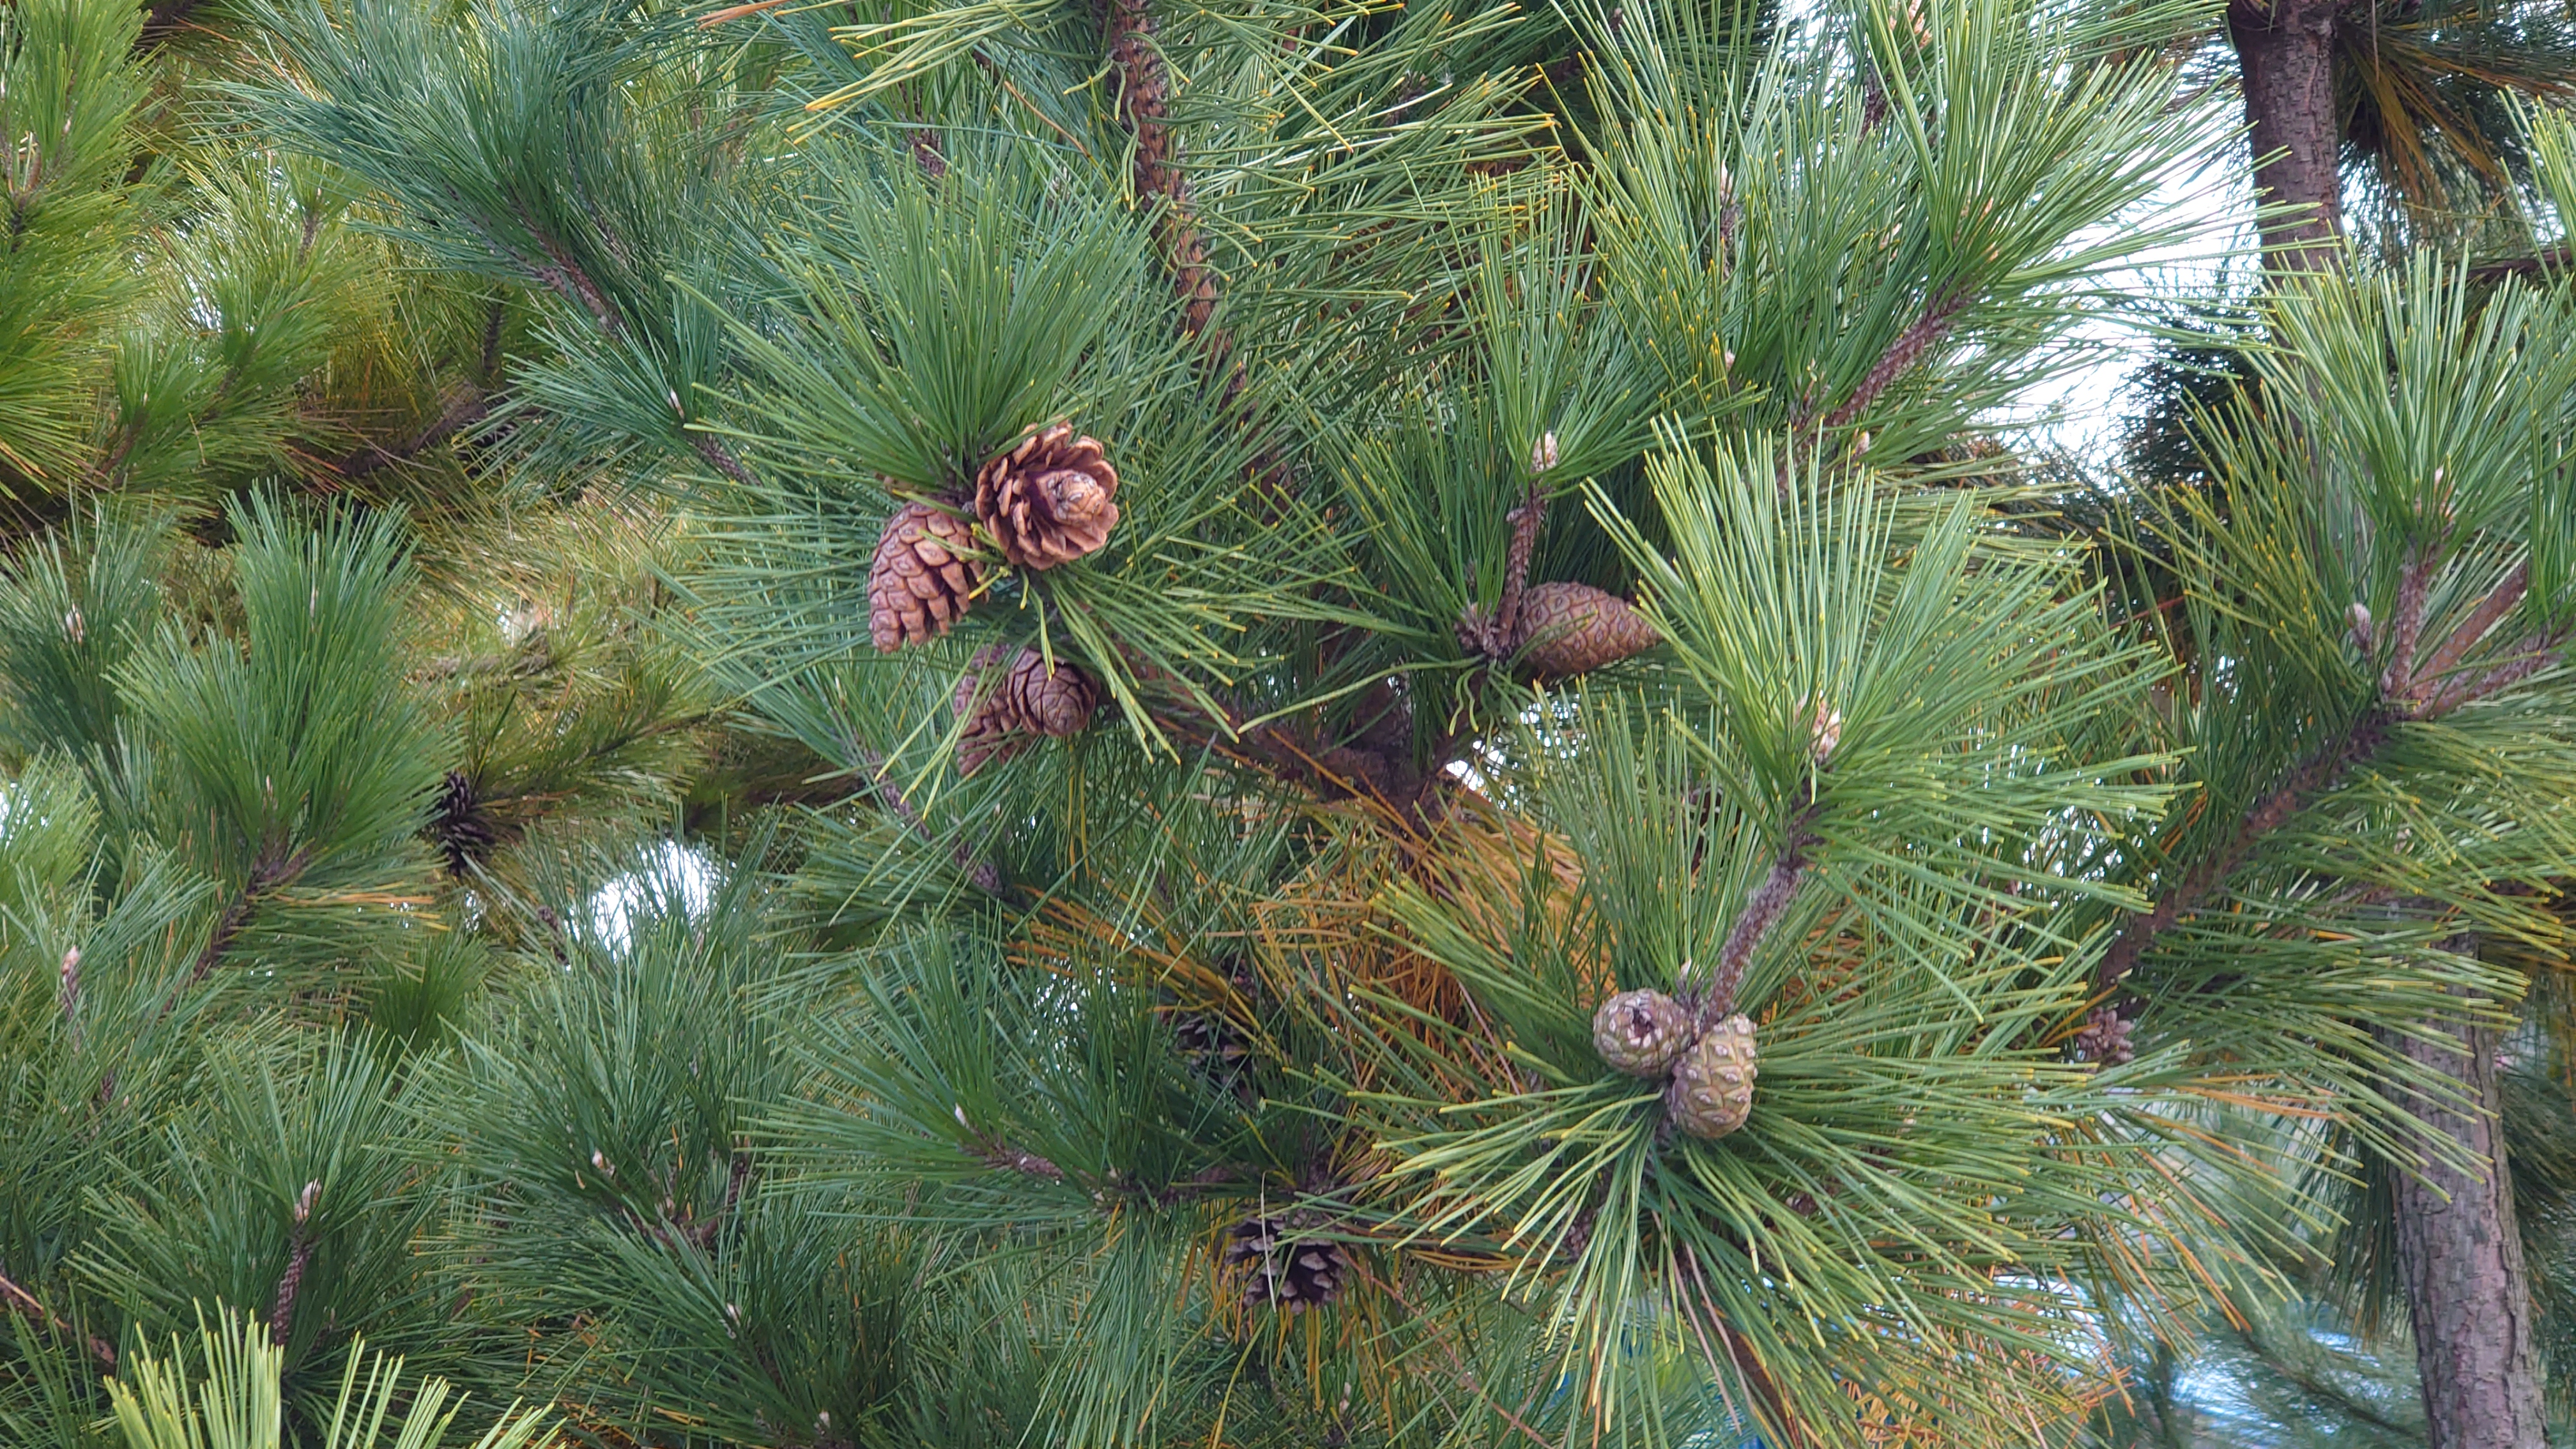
[1665,1014,1759,1140]
[1512,582,1659,678]
[1004,647,1100,737]
[2068,1006,2135,1066]
[869,501,983,652]
[1591,988,1695,1078]
[428,769,501,873]
[954,645,1100,776]
[1225,1212,1349,1314]
[973,422,1121,570]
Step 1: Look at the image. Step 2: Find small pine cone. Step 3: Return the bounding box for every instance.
[973,422,1121,571]
[869,501,984,652]
[1591,989,1695,1078]
[429,769,501,873]
[1004,647,1100,737]
[1225,1213,1349,1314]
[1665,1014,1759,1140]
[1511,582,1659,678]
[2068,1006,2135,1066]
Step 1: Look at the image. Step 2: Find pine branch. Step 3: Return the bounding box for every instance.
[1110,0,1217,341]
[849,744,1002,895]
[2096,709,2392,993]
[187,847,313,987]
[2469,243,2573,283]
[2414,559,2527,702]
[1821,289,1971,432]
[1687,818,1817,1019]
[952,1106,1062,1180]
[687,432,758,488]
[136,0,206,49]
[2383,548,2432,702]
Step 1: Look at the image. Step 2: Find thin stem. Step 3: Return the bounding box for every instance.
[1821,290,1970,432]
[0,1269,115,1368]
[2382,548,2431,702]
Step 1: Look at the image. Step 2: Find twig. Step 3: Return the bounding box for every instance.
[2413,560,2527,703]
[2381,548,2431,702]
[849,744,1004,894]
[2427,631,2567,716]
[187,848,310,986]
[333,385,491,480]
[2468,243,2572,284]
[1,1269,116,1369]
[952,1106,1063,1180]
[1109,0,1219,341]
[687,432,760,488]
[1821,289,1970,432]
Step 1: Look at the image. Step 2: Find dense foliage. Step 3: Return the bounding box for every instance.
[2,0,2574,1445]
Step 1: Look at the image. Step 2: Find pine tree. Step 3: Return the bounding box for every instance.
[4,0,2575,1446]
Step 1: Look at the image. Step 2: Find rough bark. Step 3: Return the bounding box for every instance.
[2227,0,2343,273]
[2383,994,2549,1449]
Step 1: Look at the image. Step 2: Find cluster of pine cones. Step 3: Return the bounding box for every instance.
[868,422,1119,771]
[1591,986,1760,1139]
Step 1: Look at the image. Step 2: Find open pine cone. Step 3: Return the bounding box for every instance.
[1513,582,1659,678]
[974,422,1121,570]
[2067,1005,2135,1066]
[953,645,1101,776]
[1225,1212,1349,1314]
[869,500,984,651]
[427,769,501,873]
[1665,1013,1759,1140]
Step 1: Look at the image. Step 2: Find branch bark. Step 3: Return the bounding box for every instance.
[332,385,491,480]
[2227,0,2343,275]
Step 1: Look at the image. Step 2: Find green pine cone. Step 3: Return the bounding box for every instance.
[1591,988,1694,1077]
[1664,1013,1759,1139]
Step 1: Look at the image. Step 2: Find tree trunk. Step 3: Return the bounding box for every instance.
[2227,0,2342,273]
[2384,1005,2549,1449]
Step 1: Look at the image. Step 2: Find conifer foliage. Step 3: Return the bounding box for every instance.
[2,0,2575,1445]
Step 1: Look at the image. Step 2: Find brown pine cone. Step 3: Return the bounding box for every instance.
[1004,647,1100,737]
[974,422,1121,570]
[869,501,983,652]
[2067,1006,2135,1066]
[1225,1212,1349,1314]
[954,645,1100,776]
[1665,1013,1759,1140]
[1512,582,1659,678]
[1591,988,1694,1078]
[954,645,1029,778]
